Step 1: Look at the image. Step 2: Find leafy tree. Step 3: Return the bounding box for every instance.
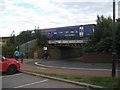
[116,19,120,54]
[116,18,120,22]
[2,35,17,57]
[32,30,48,47]
[2,30,48,57]
[84,15,119,54]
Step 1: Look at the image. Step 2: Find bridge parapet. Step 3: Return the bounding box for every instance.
[48,39,86,44]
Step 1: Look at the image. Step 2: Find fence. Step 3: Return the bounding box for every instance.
[19,39,38,52]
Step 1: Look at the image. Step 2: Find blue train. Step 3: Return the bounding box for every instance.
[32,24,95,39]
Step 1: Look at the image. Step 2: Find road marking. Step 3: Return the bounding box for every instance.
[13,79,48,88]
[35,62,120,72]
[2,73,23,78]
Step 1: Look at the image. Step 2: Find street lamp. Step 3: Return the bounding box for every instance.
[112,0,116,77]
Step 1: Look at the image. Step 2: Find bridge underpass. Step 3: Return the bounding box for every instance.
[19,39,113,63]
[19,39,85,59]
[48,46,83,59]
[48,39,84,59]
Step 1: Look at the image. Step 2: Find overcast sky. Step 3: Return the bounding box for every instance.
[118,1,120,18]
[0,0,119,37]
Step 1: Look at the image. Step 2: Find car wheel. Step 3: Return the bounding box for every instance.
[7,65,17,75]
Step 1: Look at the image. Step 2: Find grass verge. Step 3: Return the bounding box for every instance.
[23,70,119,88]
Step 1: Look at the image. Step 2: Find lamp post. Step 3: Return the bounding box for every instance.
[112,0,116,77]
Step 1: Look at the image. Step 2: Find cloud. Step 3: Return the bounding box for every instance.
[53,0,113,2]
[0,0,113,37]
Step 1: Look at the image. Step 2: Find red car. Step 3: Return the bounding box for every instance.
[0,56,20,74]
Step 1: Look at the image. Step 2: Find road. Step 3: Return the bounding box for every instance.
[2,73,83,89]
[26,59,120,72]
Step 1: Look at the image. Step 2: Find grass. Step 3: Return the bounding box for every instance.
[24,70,119,88]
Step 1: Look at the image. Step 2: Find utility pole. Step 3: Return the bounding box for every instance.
[112,0,116,77]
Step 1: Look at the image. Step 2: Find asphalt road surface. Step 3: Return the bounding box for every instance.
[2,73,83,88]
[27,60,120,72]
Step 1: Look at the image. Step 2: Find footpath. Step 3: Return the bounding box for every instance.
[20,59,119,77]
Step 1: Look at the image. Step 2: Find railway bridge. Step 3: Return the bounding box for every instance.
[19,38,86,59]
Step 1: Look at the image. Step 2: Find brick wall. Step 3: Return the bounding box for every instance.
[83,53,112,63]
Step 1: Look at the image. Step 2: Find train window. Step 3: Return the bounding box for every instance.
[80,32,83,36]
[48,32,51,34]
[82,27,84,30]
[70,30,75,33]
[79,28,84,37]
[79,27,82,30]
[59,31,63,34]
[81,29,84,34]
[79,27,84,30]
[54,32,57,34]
[65,30,69,33]
[76,31,78,33]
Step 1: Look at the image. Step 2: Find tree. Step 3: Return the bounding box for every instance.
[33,30,48,47]
[84,15,119,53]
[2,30,48,57]
[116,18,120,22]
[2,35,17,57]
[116,18,120,54]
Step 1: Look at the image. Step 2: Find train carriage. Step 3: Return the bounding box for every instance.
[41,29,56,38]
[32,24,95,39]
[55,26,79,37]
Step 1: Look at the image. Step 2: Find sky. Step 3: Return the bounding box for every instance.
[118,1,120,18]
[0,0,119,37]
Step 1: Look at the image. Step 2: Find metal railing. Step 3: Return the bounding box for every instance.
[19,39,37,52]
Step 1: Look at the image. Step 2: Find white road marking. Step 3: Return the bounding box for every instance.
[2,73,23,78]
[35,62,120,72]
[13,79,48,88]
[35,62,54,68]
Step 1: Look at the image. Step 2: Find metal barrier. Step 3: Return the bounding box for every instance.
[19,39,37,52]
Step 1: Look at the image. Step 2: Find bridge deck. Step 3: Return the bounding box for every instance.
[48,40,86,44]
